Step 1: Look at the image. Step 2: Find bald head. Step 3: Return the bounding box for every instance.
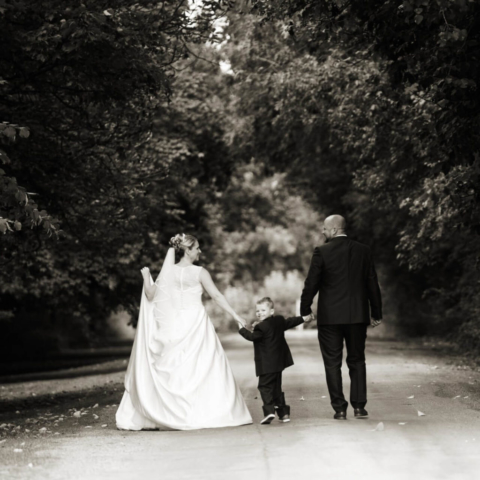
[324,215,346,230]
[323,215,347,241]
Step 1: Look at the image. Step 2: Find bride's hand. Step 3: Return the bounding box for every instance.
[140,267,150,278]
[234,316,247,329]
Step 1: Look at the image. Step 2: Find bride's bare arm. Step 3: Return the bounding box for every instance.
[200,269,246,327]
[141,267,156,302]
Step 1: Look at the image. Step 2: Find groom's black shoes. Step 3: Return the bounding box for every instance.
[261,413,275,425]
[354,408,369,418]
[333,411,347,420]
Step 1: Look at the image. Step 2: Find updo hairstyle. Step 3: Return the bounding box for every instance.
[169,233,198,260]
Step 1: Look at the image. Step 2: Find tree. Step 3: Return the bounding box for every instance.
[221,6,480,350]
[0,0,234,355]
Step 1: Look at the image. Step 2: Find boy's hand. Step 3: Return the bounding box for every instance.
[303,313,315,323]
[371,318,382,328]
[235,317,247,330]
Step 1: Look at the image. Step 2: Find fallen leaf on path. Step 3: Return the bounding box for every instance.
[373,422,384,431]
[93,414,99,420]
[14,449,23,453]
[25,429,30,433]
[20,442,25,446]
[398,423,407,425]
[85,426,92,429]
[73,412,81,418]
[464,396,469,399]
[28,463,33,468]
[300,396,305,401]
[0,440,6,444]
[101,425,107,428]
[39,428,47,434]
[408,395,415,399]
[321,396,326,398]
[93,404,99,409]
[453,395,461,399]
[417,411,426,416]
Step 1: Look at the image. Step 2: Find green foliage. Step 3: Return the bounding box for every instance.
[221,6,480,352]
[2,0,479,358]
[0,0,232,356]
[209,162,322,285]
[1,123,59,236]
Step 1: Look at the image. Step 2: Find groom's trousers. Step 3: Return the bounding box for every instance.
[317,324,368,413]
[258,372,290,417]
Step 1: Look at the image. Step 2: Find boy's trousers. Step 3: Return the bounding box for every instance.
[258,371,290,417]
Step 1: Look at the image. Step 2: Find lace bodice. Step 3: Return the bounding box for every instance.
[170,265,203,310]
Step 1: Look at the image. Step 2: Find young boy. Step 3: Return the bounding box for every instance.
[238,297,313,424]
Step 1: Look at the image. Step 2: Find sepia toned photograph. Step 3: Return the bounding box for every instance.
[1,1,479,479]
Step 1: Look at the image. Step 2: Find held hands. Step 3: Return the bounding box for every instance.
[371,318,382,328]
[303,313,315,323]
[243,321,258,332]
[235,315,247,330]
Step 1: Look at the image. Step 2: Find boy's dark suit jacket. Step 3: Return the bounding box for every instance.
[239,315,304,377]
[300,236,382,324]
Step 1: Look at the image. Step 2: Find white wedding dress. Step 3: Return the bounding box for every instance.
[116,249,252,431]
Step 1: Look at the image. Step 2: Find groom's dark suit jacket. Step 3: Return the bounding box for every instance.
[300,236,382,324]
[239,315,304,377]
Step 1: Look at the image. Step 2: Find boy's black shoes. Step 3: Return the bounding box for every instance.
[333,411,347,420]
[354,408,369,418]
[261,414,276,425]
[279,414,290,423]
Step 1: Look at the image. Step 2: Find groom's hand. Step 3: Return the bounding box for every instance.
[371,318,382,328]
[303,313,315,323]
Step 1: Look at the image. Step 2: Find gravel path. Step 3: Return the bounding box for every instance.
[1,331,479,480]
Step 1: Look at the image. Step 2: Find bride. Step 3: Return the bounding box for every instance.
[116,234,253,430]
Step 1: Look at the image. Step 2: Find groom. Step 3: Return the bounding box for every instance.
[300,215,382,420]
